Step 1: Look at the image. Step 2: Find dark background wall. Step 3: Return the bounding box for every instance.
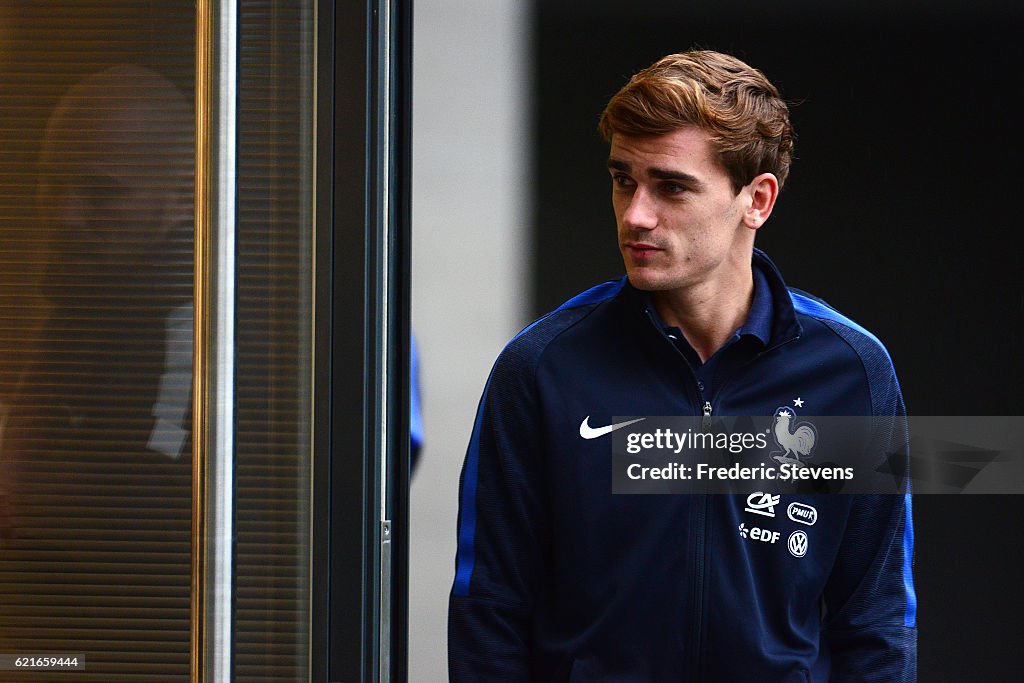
[532,1,1023,679]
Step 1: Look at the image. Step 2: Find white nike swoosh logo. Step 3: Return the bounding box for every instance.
[579,416,646,439]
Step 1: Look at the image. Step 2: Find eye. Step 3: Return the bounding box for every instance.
[661,182,687,196]
[611,174,635,189]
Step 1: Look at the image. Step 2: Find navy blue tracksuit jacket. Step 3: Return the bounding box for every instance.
[449,250,916,682]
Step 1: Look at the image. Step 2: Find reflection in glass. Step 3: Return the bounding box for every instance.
[0,1,316,680]
[0,13,196,677]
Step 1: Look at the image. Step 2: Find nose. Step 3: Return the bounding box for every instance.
[621,187,657,231]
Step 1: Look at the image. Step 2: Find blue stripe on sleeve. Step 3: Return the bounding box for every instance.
[789,291,894,367]
[903,491,917,627]
[453,278,623,597]
[453,389,488,596]
[554,277,625,311]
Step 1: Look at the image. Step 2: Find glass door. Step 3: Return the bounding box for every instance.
[0,1,410,680]
[0,2,196,679]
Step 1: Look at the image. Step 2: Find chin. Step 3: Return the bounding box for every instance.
[625,269,670,292]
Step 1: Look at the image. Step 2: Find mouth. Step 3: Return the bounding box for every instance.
[622,241,663,259]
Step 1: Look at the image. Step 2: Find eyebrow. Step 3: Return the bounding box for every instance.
[607,158,704,188]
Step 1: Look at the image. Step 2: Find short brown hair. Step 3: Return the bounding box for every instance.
[599,50,795,191]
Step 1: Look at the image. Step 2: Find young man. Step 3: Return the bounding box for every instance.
[449,51,915,682]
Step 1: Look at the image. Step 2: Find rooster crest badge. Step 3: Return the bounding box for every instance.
[770,407,817,468]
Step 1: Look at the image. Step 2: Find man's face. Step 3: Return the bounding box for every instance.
[609,127,754,294]
[41,97,192,294]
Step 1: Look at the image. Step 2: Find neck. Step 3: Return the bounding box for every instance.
[650,266,754,363]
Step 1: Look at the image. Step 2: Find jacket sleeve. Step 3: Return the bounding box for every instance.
[823,492,916,682]
[824,363,916,682]
[448,341,550,682]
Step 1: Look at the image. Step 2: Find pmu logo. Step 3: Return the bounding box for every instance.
[738,523,780,544]
[787,502,818,526]
[744,492,780,518]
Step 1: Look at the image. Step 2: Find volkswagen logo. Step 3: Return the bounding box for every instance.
[788,530,808,558]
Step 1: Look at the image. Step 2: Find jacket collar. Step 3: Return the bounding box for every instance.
[752,248,802,345]
[619,247,802,347]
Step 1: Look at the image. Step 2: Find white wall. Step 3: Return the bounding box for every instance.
[409,1,531,681]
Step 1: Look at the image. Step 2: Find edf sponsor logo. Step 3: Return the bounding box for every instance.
[737,523,780,544]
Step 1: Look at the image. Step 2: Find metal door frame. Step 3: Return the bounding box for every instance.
[194,0,411,681]
[312,1,412,681]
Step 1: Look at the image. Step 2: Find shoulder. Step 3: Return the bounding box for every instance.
[788,288,894,369]
[788,288,903,416]
[492,278,627,380]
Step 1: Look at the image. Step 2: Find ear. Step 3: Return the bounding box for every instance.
[742,173,779,230]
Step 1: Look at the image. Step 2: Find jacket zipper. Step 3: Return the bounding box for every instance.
[692,336,798,680]
[644,308,800,681]
[643,308,709,680]
[692,454,709,683]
